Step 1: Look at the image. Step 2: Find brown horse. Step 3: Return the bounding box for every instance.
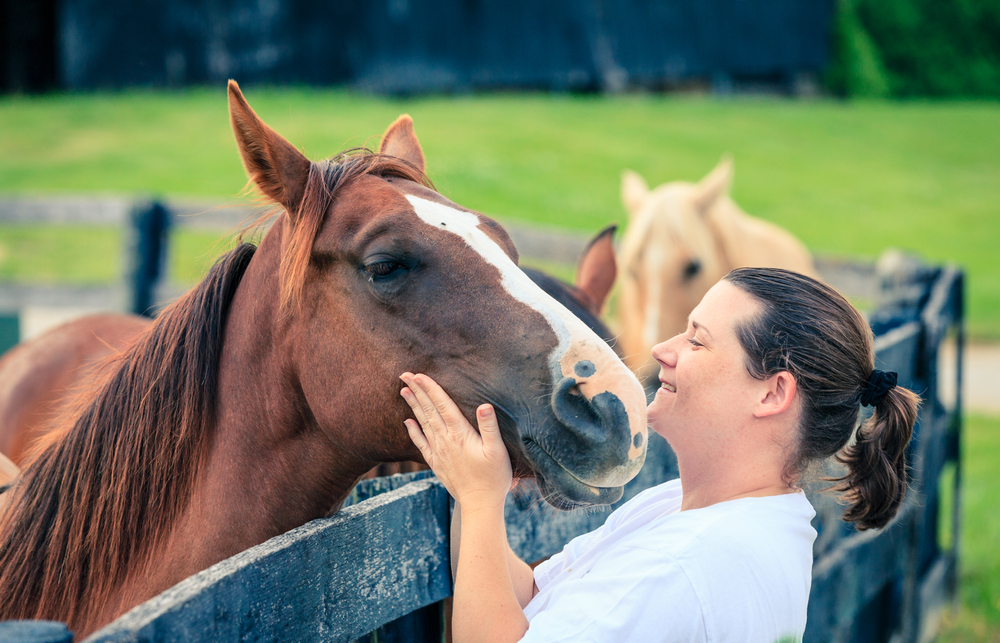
[0,82,646,637]
[0,313,151,467]
[618,158,818,384]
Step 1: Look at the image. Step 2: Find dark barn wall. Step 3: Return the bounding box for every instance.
[51,0,833,92]
[1,0,59,93]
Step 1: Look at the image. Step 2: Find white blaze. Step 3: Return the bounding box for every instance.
[406,195,594,370]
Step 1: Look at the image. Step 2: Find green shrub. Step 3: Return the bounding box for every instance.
[828,0,1000,97]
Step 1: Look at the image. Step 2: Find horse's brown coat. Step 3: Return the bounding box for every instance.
[0,313,150,465]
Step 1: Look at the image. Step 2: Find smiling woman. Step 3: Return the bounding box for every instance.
[402,267,920,643]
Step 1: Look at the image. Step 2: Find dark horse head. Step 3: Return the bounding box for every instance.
[0,82,645,636]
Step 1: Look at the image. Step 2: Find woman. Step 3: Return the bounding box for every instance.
[400,268,919,643]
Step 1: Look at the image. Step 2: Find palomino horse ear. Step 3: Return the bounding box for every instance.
[692,155,734,214]
[379,115,426,174]
[575,225,618,316]
[228,80,312,221]
[621,170,649,219]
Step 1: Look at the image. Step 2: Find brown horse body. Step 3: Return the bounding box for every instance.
[0,313,150,466]
[618,158,818,383]
[0,83,646,637]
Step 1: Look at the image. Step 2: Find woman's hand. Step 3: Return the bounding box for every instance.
[400,373,512,513]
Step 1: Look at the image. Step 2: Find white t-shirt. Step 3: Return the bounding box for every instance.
[521,479,817,642]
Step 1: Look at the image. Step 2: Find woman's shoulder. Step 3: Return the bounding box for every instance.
[636,490,816,561]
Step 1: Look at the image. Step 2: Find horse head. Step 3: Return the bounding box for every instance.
[617,158,817,387]
[226,82,646,510]
[617,158,735,383]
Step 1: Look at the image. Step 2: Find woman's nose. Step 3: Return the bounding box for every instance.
[651,333,683,367]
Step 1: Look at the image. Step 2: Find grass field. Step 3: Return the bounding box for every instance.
[937,414,1000,643]
[0,88,998,338]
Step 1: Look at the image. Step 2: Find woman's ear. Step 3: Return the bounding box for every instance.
[754,371,797,418]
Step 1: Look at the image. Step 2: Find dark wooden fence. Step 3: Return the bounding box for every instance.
[0,258,963,642]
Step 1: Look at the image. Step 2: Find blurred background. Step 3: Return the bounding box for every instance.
[0,1,997,640]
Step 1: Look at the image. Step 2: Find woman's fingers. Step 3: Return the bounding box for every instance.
[404,418,432,463]
[401,374,442,428]
[477,404,501,445]
[411,374,469,434]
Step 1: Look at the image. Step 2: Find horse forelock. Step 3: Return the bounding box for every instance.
[276,149,433,317]
[0,243,256,630]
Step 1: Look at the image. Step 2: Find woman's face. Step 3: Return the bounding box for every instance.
[647,280,763,455]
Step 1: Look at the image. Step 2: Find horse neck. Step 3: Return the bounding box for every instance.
[140,224,372,602]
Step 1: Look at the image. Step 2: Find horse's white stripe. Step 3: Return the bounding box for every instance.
[406,195,586,368]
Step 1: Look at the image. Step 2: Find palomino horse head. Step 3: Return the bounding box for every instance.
[225,83,646,509]
[617,158,816,385]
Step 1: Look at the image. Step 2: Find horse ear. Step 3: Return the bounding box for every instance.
[380,115,426,174]
[228,80,311,220]
[693,155,733,213]
[621,170,649,219]
[575,225,618,315]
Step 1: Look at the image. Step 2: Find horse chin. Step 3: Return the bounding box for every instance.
[525,439,625,509]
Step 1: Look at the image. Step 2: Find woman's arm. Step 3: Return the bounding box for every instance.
[401,373,529,643]
[451,500,538,609]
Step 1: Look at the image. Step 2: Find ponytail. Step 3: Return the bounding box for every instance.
[833,386,920,530]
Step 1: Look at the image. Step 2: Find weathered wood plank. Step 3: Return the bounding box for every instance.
[805,500,916,643]
[85,480,452,643]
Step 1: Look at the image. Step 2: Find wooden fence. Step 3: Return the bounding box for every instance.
[0,252,962,643]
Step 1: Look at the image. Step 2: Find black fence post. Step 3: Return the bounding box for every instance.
[127,200,171,317]
[0,313,18,357]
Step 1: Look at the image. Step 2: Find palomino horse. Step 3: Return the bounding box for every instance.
[0,313,150,466]
[617,158,818,384]
[0,228,618,482]
[0,82,646,637]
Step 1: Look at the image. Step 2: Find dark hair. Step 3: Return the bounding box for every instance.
[724,267,920,530]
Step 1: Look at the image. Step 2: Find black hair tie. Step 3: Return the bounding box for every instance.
[861,369,897,407]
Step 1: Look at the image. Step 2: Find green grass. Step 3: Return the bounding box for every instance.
[937,414,1000,642]
[0,89,998,337]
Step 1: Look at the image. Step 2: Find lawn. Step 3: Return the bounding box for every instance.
[0,88,998,339]
[937,414,1000,643]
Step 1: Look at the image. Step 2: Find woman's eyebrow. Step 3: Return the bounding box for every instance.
[691,320,713,339]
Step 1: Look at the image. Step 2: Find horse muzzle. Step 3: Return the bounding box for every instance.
[521,357,648,508]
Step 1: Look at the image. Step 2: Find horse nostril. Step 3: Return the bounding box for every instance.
[574,360,596,378]
[568,383,583,397]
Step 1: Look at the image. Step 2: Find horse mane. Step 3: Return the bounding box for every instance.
[0,149,430,628]
[0,243,255,625]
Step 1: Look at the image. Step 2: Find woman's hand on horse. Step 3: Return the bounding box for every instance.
[400,373,512,513]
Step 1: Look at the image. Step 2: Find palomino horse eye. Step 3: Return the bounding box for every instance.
[682,259,702,281]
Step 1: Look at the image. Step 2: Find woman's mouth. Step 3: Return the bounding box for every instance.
[660,381,676,393]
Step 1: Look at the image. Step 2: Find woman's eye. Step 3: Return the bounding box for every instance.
[687,338,703,348]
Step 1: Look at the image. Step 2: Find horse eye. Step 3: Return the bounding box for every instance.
[682,259,702,281]
[364,261,405,280]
